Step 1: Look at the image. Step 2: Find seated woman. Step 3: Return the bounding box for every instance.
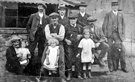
[5,35,24,75]
[40,38,60,78]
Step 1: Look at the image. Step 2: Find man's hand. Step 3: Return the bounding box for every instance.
[76,53,80,58]
[77,35,82,40]
[51,33,57,37]
[95,42,100,48]
[65,39,72,45]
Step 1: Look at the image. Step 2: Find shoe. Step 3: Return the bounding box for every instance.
[88,72,93,78]
[77,75,83,79]
[67,73,71,81]
[121,69,128,73]
[61,78,67,82]
[83,73,88,79]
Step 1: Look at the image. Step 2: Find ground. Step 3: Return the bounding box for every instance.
[0,38,135,82]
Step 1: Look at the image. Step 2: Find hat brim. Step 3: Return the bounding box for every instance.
[87,19,97,22]
[58,7,66,10]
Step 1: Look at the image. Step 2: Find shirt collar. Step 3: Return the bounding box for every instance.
[112,10,118,15]
[80,12,85,17]
[38,12,43,18]
[60,15,64,19]
[71,24,76,27]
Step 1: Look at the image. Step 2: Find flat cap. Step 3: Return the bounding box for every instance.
[111,2,118,6]
[49,12,59,17]
[87,16,97,22]
[68,14,78,19]
[37,3,47,8]
[58,4,66,10]
[79,2,87,7]
[10,35,21,42]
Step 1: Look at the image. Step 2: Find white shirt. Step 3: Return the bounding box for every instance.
[45,24,65,41]
[60,15,64,19]
[38,12,43,24]
[112,10,118,15]
[80,12,85,17]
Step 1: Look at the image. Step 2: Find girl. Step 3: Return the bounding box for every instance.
[43,38,60,75]
[77,28,95,79]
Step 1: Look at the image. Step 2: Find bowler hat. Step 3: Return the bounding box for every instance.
[68,14,77,19]
[111,2,118,6]
[79,2,87,7]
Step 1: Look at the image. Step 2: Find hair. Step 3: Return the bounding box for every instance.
[83,28,90,34]
[48,38,59,46]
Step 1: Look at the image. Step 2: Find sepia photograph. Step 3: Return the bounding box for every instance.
[0,0,135,82]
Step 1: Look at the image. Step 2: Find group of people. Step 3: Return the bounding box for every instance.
[5,1,128,82]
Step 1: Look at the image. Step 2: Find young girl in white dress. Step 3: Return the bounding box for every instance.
[43,38,60,75]
[78,28,95,79]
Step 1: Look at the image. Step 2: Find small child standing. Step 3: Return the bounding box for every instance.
[77,28,95,79]
[43,38,60,75]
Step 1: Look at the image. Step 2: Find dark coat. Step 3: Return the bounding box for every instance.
[5,46,22,74]
[58,16,69,26]
[77,13,90,27]
[65,24,83,47]
[26,12,49,41]
[102,11,125,41]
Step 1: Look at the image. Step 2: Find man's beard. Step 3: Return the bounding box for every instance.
[39,9,43,12]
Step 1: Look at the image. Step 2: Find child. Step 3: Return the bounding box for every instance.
[17,35,31,68]
[77,28,95,79]
[43,38,60,75]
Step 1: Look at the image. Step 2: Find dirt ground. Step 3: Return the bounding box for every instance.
[0,51,135,82]
[0,42,135,82]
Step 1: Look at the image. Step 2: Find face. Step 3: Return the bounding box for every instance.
[58,9,66,16]
[51,16,58,25]
[79,6,86,13]
[12,40,20,48]
[50,42,57,47]
[69,18,77,25]
[38,5,44,12]
[112,5,118,11]
[84,33,90,39]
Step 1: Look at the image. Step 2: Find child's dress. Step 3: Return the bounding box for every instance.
[78,38,95,63]
[43,46,59,70]
[17,48,30,65]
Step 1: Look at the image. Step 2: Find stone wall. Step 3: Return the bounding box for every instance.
[82,0,135,56]
[83,0,135,41]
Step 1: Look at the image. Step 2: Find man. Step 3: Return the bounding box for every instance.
[64,14,83,80]
[102,1,128,72]
[84,17,109,67]
[77,2,90,27]
[5,35,24,75]
[58,4,69,26]
[26,3,49,75]
[44,12,66,82]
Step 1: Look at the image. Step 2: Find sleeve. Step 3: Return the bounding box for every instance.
[78,39,83,48]
[91,40,95,48]
[26,49,30,54]
[122,14,126,41]
[102,13,109,37]
[26,14,33,33]
[57,25,65,41]
[45,24,53,40]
